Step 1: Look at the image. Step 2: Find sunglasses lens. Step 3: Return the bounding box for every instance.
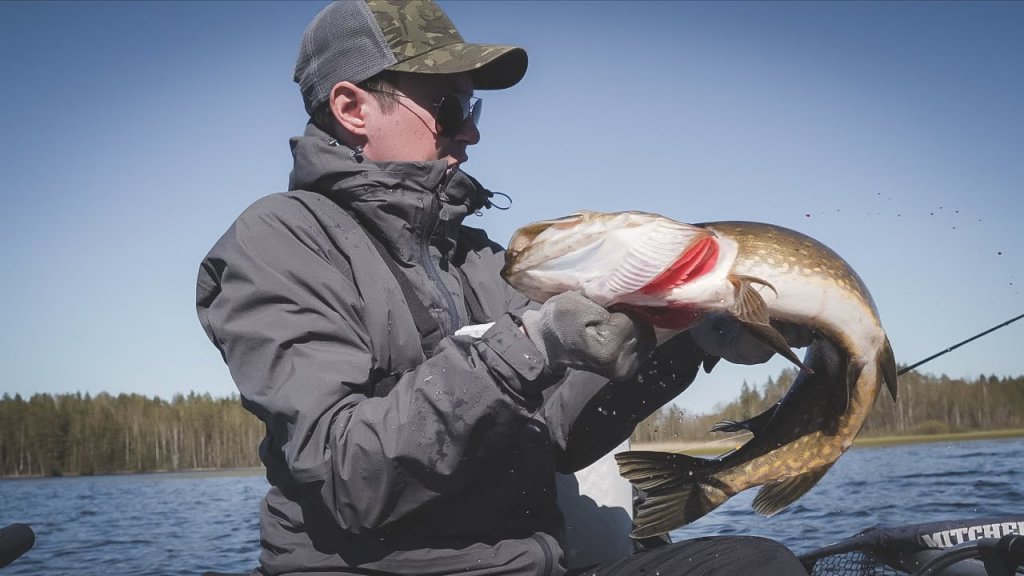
[437,94,481,137]
[437,97,462,137]
[471,98,482,126]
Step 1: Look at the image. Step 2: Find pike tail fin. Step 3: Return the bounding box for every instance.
[615,450,728,538]
[752,467,829,516]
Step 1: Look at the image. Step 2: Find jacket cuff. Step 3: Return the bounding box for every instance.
[476,313,559,398]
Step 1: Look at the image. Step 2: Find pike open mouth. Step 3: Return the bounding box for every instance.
[504,213,586,264]
[638,234,719,294]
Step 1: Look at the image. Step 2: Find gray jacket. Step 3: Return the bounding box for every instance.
[196,124,700,575]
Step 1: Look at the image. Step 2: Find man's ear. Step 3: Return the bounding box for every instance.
[328,81,368,136]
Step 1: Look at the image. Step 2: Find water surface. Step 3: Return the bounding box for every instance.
[2,438,1020,574]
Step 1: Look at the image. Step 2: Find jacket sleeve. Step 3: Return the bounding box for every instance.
[540,333,709,473]
[196,195,557,533]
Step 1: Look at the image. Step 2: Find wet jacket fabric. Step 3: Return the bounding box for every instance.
[196,123,698,576]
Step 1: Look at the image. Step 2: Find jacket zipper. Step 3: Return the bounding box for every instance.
[418,184,462,335]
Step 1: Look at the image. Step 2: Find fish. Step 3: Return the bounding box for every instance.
[502,210,897,537]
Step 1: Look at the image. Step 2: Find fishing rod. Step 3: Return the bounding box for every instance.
[694,312,1024,450]
[897,312,1024,376]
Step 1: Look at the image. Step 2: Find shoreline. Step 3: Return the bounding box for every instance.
[3,430,1022,479]
[630,428,1024,456]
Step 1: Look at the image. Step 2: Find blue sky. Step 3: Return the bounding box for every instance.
[1,1,1021,415]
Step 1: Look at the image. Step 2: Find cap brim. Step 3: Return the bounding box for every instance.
[388,43,528,90]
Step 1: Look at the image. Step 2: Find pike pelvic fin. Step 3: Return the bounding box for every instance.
[751,467,829,517]
[615,451,727,538]
[880,335,898,401]
[730,275,814,373]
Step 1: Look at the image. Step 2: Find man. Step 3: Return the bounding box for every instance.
[197,2,808,574]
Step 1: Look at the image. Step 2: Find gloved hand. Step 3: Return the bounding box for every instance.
[688,313,813,365]
[520,291,655,382]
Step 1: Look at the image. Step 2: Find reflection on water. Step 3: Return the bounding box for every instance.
[1,439,1020,574]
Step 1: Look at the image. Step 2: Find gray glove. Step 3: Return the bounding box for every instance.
[520,291,655,382]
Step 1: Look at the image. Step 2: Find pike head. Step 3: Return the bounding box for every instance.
[503,210,716,306]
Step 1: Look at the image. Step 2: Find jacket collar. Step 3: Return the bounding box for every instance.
[288,123,492,259]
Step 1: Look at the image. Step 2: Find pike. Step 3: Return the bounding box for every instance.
[502,210,898,538]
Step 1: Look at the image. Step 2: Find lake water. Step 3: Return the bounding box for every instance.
[1,437,1021,575]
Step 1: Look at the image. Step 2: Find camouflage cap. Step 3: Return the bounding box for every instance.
[294,0,528,115]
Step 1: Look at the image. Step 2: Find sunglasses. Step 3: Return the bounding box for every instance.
[433,92,482,138]
[364,87,482,138]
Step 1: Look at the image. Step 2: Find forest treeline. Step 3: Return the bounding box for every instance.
[0,392,263,477]
[2,371,1022,477]
[631,370,1024,444]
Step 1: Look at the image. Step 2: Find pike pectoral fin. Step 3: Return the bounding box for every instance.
[751,466,829,517]
[730,275,813,373]
[615,451,727,538]
[880,336,898,401]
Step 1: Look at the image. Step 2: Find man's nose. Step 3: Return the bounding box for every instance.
[454,117,480,145]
